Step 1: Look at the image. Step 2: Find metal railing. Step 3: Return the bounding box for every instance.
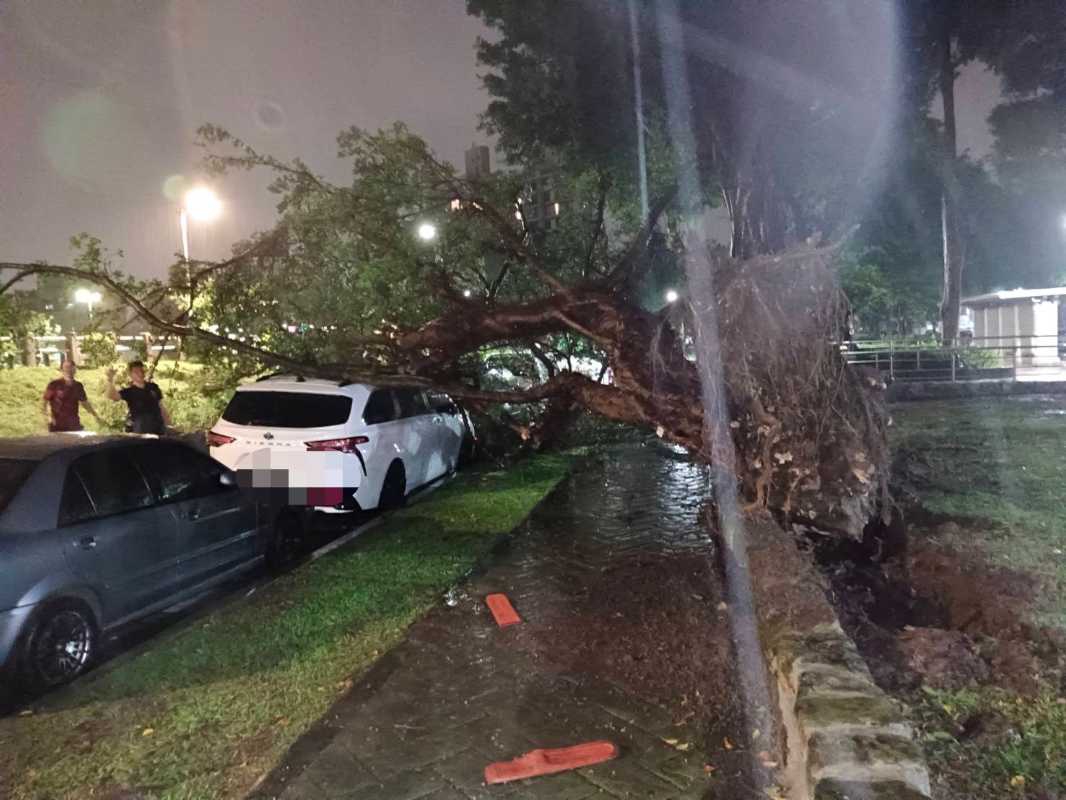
[0,333,178,368]
[843,334,1065,383]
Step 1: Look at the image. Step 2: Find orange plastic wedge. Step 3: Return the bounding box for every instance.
[484,740,618,784]
[486,593,522,627]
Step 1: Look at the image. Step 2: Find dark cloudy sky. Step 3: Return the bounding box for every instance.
[2,1,1002,281]
[1,0,491,278]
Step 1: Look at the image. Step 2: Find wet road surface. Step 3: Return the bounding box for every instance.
[253,444,748,800]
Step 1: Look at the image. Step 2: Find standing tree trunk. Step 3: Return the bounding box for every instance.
[938,10,964,345]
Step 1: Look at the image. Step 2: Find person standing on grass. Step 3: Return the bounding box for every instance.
[42,360,104,432]
[105,360,172,434]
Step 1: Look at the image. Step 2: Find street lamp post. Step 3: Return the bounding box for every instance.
[74,288,102,320]
[179,208,191,262]
[178,186,222,327]
[180,186,223,261]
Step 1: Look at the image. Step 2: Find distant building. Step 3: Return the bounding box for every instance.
[454,143,561,232]
[464,144,491,180]
[963,287,1066,367]
[517,175,561,230]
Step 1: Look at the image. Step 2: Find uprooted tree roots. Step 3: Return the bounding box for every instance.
[415,245,890,539]
[709,246,890,538]
[459,246,890,539]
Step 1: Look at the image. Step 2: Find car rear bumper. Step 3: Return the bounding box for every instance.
[0,604,35,672]
[211,446,364,506]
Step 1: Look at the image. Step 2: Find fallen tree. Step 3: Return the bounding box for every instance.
[0,125,887,539]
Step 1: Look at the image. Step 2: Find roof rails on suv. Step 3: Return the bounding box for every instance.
[255,372,306,383]
[254,372,361,387]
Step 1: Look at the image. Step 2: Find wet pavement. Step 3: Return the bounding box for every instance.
[254,443,739,800]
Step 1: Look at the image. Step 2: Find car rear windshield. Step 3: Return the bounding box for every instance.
[221,391,353,428]
[0,458,36,513]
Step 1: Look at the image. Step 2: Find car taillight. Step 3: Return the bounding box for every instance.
[305,435,369,454]
[207,431,236,447]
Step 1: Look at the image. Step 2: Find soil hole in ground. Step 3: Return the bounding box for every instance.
[809,512,1065,696]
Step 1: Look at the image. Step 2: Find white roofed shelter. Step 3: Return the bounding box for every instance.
[962,287,1066,368]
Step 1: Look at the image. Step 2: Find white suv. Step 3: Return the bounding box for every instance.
[207,376,468,511]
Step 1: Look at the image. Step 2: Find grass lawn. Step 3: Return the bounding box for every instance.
[0,363,224,437]
[0,454,571,800]
[913,686,1066,798]
[891,396,1066,630]
[891,396,1066,798]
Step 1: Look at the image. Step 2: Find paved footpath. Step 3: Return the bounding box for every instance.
[253,444,732,800]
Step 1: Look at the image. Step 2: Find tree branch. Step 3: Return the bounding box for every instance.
[0,262,398,382]
[583,173,611,278]
[606,187,677,287]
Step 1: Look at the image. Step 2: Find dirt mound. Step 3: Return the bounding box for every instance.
[898,542,1039,639]
[897,627,989,690]
[902,540,1064,694]
[816,530,1064,696]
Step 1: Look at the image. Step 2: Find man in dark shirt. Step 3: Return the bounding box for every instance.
[42,360,103,432]
[105,360,172,434]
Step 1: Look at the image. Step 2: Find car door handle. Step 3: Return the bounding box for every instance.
[77,536,97,550]
[184,508,201,521]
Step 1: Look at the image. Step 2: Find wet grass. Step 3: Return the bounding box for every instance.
[891,396,1066,799]
[914,687,1066,798]
[891,396,1066,629]
[0,363,222,436]
[0,454,571,800]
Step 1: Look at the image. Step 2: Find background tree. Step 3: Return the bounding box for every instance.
[840,123,1030,337]
[468,0,899,258]
[0,293,56,367]
[903,0,1066,341]
[983,2,1066,288]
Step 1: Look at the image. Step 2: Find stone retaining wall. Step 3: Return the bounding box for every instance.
[740,510,931,800]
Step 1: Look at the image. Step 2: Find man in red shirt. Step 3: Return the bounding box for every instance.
[42,360,103,433]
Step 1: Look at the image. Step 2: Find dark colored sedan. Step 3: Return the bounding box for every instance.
[0,435,299,691]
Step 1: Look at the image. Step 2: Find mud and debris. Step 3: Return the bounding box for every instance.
[814,521,1064,697]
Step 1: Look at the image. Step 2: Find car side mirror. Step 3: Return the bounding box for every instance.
[219,471,237,488]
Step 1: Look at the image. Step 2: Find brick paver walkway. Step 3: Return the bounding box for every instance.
[254,444,733,799]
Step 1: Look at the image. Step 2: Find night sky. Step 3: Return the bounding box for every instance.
[1,0,490,277]
[2,1,1002,280]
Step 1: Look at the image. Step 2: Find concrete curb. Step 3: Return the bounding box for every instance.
[888,378,1066,402]
[741,511,932,800]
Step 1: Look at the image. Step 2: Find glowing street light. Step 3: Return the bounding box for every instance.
[417,222,438,242]
[463,289,472,298]
[74,288,102,319]
[180,186,223,261]
[184,186,223,222]
[664,289,680,304]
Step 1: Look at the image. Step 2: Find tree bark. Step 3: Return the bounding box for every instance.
[938,8,964,345]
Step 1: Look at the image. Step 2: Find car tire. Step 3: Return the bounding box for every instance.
[379,461,406,510]
[266,508,306,571]
[18,601,98,692]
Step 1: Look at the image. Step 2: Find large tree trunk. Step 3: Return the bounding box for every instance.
[938,12,964,345]
[400,249,889,540]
